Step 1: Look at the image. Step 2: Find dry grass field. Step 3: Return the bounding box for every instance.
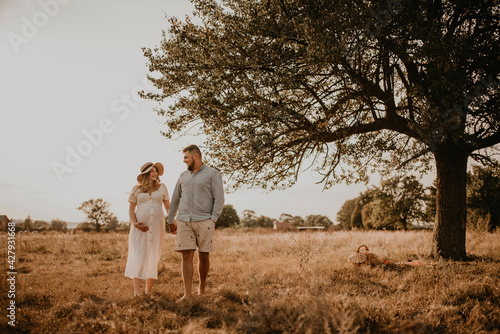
[1,228,499,333]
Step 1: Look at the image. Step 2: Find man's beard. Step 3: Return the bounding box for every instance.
[187,161,195,171]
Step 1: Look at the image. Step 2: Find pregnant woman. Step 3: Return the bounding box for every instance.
[125,162,171,296]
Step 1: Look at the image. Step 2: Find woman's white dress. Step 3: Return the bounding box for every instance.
[125,183,169,279]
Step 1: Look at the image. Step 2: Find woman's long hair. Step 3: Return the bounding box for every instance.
[137,168,161,193]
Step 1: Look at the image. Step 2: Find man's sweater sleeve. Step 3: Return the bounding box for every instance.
[168,177,182,224]
[211,169,225,222]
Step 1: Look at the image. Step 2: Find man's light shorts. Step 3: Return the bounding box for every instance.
[174,218,215,252]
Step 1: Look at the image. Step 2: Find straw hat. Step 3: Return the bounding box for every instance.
[137,162,164,182]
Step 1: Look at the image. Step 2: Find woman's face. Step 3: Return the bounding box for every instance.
[149,167,158,181]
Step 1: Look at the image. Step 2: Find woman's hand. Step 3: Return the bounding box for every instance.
[134,222,149,232]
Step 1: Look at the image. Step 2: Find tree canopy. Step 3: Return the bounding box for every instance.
[239,209,275,228]
[304,215,333,228]
[372,175,426,229]
[50,219,68,232]
[105,215,120,231]
[336,198,358,228]
[77,198,113,232]
[217,204,240,228]
[336,175,426,230]
[467,165,500,231]
[142,0,499,259]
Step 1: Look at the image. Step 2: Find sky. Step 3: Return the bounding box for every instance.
[0,0,434,225]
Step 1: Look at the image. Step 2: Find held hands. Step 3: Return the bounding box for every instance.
[168,222,177,234]
[134,222,149,232]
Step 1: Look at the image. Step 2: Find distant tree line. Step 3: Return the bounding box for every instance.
[15,166,499,233]
[14,216,70,232]
[14,215,130,233]
[337,165,500,232]
[215,205,333,229]
[15,198,129,233]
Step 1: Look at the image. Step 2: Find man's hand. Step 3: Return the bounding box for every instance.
[134,222,149,232]
[168,222,177,234]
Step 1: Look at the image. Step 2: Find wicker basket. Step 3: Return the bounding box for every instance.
[348,245,380,266]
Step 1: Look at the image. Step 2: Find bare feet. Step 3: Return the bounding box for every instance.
[176,294,191,303]
[198,287,205,295]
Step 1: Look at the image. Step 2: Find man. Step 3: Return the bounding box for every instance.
[168,144,224,301]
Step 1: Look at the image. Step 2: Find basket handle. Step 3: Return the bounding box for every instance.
[356,245,369,253]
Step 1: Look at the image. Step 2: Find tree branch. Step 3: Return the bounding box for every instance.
[472,131,500,151]
[397,147,432,169]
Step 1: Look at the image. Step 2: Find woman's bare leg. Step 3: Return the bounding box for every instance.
[133,278,142,296]
[145,279,154,294]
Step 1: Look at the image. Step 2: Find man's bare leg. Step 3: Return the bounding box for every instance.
[179,250,194,301]
[198,251,210,295]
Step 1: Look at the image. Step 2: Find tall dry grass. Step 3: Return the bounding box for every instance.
[1,229,499,333]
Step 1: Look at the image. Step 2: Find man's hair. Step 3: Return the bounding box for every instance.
[182,144,202,158]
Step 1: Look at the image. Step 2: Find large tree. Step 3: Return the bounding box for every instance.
[142,0,499,259]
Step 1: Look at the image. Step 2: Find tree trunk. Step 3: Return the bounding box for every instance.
[431,147,468,260]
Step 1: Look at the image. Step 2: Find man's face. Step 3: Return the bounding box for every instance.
[183,152,195,171]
